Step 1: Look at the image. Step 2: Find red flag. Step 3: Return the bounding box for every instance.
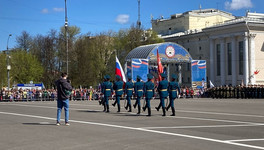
[157,49,163,81]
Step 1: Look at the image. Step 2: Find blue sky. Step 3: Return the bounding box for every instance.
[0,0,263,51]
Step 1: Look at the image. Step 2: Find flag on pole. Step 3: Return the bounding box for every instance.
[157,49,163,81]
[116,56,127,83]
[209,80,215,88]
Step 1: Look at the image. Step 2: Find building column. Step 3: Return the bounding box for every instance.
[178,64,182,86]
[220,38,226,86]
[249,34,256,84]
[243,33,249,85]
[231,36,237,86]
[209,39,215,84]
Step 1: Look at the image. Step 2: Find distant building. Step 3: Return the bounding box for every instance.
[152,9,264,86]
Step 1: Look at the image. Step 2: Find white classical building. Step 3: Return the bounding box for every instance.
[152,9,264,86]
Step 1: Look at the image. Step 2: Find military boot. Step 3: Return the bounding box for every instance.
[128,104,132,112]
[142,105,146,112]
[162,107,166,116]
[112,101,117,107]
[103,103,106,112]
[137,105,141,115]
[117,104,120,112]
[147,107,151,117]
[155,103,161,111]
[106,104,110,113]
[170,107,175,116]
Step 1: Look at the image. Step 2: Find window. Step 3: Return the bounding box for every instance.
[227,43,232,75]
[199,46,201,51]
[216,44,221,76]
[188,48,190,52]
[239,41,244,75]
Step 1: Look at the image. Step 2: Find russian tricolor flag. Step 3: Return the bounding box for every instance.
[116,56,127,82]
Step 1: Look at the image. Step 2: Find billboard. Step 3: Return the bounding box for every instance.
[191,60,206,89]
[132,59,149,82]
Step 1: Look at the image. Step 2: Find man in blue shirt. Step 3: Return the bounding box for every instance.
[156,73,168,116]
[167,74,180,116]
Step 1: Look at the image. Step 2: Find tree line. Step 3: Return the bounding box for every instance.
[0,25,163,89]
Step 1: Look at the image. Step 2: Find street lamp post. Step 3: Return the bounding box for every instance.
[7,34,12,91]
[65,0,69,75]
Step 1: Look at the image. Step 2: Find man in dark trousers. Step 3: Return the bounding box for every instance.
[112,75,124,112]
[167,74,180,116]
[56,72,72,126]
[156,73,168,116]
[143,74,154,116]
[124,75,133,112]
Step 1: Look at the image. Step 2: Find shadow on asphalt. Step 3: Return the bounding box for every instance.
[22,123,55,126]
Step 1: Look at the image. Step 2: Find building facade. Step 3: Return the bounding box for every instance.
[152,9,264,86]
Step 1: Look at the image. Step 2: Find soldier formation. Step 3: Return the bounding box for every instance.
[208,84,264,99]
[99,73,181,117]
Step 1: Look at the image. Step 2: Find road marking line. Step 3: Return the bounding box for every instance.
[2,103,264,125]
[176,109,264,118]
[142,124,264,129]
[2,102,264,118]
[168,116,262,125]
[0,111,264,150]
[226,139,264,142]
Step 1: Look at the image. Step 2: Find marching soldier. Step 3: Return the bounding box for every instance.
[101,75,113,113]
[112,75,124,112]
[156,73,168,116]
[143,74,155,117]
[166,74,180,116]
[124,75,133,112]
[133,76,144,114]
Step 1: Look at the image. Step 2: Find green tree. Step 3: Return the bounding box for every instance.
[15,31,32,52]
[0,53,7,88]
[10,50,44,84]
[58,25,81,73]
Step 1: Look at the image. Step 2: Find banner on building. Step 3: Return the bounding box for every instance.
[132,59,149,82]
[191,60,206,89]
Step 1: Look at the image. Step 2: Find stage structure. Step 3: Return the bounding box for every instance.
[191,60,207,89]
[125,42,194,86]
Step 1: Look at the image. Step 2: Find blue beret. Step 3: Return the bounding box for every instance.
[116,75,121,79]
[161,73,167,78]
[105,75,110,79]
[147,74,153,79]
[137,75,141,80]
[127,75,132,79]
[172,74,177,79]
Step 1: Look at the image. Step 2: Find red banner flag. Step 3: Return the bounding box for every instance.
[157,49,163,81]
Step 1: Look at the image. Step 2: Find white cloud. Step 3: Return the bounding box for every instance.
[53,8,64,12]
[41,8,49,14]
[115,14,130,24]
[225,0,253,10]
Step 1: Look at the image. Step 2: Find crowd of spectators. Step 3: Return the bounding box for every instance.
[0,88,101,102]
[6,85,260,102]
